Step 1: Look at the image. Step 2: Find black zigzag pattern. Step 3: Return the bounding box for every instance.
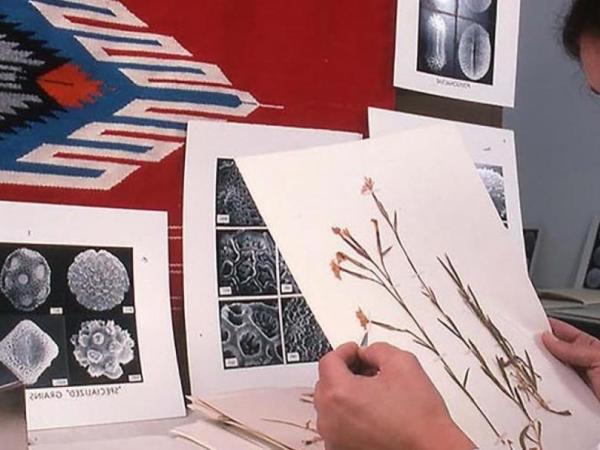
[0,16,68,137]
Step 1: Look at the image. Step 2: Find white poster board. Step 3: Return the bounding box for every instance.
[368,107,524,256]
[236,127,600,449]
[0,202,184,430]
[183,121,360,397]
[394,0,521,106]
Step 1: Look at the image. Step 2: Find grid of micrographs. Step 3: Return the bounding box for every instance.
[0,243,142,388]
[215,158,332,370]
[417,0,497,84]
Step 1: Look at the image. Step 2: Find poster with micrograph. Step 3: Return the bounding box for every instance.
[183,121,360,397]
[0,202,184,430]
[235,126,600,450]
[368,108,525,260]
[394,0,520,106]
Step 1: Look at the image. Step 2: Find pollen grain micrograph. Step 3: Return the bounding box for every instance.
[220,301,283,368]
[217,230,278,297]
[0,320,59,385]
[1,248,51,312]
[282,297,331,364]
[476,164,507,222]
[417,0,496,84]
[71,319,135,380]
[216,158,265,227]
[68,249,131,311]
[279,252,301,294]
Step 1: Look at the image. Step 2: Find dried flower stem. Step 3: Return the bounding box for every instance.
[186,397,297,450]
[261,418,323,446]
[331,227,502,438]
[438,256,570,417]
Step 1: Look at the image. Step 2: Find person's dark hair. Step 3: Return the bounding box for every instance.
[563,0,600,59]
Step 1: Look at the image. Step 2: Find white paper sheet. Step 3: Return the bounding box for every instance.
[394,0,521,106]
[183,122,360,397]
[368,108,524,256]
[236,127,600,449]
[0,202,184,430]
[173,420,265,450]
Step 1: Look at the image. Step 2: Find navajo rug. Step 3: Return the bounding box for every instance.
[0,0,396,390]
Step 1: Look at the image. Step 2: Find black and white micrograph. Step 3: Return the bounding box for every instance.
[217,230,278,297]
[0,316,68,388]
[0,242,140,388]
[216,158,265,227]
[282,297,331,364]
[476,163,507,223]
[1,247,51,312]
[582,225,600,290]
[417,0,496,84]
[68,249,131,312]
[523,229,539,273]
[66,314,142,385]
[279,252,301,295]
[219,300,283,369]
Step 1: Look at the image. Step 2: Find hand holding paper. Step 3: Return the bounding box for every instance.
[315,342,475,450]
[543,318,600,400]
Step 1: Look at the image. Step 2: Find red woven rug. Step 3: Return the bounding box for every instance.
[0,0,396,390]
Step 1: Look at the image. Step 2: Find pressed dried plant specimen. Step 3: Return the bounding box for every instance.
[330,178,571,450]
[186,396,321,449]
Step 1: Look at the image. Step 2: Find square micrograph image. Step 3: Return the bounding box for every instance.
[219,300,284,369]
[65,314,143,386]
[417,7,457,79]
[216,230,278,297]
[0,315,69,389]
[279,252,301,295]
[282,297,331,364]
[582,225,600,290]
[215,158,265,227]
[63,246,135,315]
[0,243,65,315]
[476,164,507,223]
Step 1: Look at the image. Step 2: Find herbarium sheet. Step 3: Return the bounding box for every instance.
[183,121,360,397]
[235,126,600,449]
[0,202,184,429]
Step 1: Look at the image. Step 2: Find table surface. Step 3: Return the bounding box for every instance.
[29,412,202,450]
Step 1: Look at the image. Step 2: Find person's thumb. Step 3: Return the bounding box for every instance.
[542,331,600,368]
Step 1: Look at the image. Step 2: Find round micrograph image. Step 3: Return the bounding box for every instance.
[70,319,135,380]
[463,0,493,13]
[0,320,59,385]
[0,248,51,312]
[220,301,283,368]
[585,268,600,289]
[67,249,130,311]
[476,165,506,222]
[458,23,492,81]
